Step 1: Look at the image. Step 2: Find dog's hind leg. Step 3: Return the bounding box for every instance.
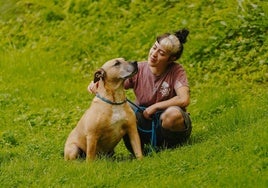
[64,143,81,160]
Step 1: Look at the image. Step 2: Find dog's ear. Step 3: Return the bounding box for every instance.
[94,68,105,83]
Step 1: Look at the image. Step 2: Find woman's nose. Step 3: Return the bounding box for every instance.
[152,50,157,57]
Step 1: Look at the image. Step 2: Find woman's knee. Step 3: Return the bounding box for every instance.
[160,107,184,131]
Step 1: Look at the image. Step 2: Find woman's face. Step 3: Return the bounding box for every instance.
[148,41,172,68]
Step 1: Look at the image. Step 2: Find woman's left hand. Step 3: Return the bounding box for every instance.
[143,104,158,119]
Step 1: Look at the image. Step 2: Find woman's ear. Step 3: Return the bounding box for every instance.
[94,68,105,83]
[168,56,177,62]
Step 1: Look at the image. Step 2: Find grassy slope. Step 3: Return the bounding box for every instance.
[0,0,267,187]
[1,59,267,187]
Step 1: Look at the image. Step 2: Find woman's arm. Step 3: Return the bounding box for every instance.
[143,86,190,119]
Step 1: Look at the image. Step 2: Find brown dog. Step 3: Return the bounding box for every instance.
[64,58,143,161]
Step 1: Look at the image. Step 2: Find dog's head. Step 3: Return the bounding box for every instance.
[94,58,138,83]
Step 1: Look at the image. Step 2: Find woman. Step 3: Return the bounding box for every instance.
[89,29,192,155]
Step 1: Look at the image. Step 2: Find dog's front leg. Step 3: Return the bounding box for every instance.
[86,134,97,162]
[128,126,143,160]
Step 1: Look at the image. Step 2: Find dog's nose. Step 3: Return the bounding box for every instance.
[131,61,138,69]
[131,61,138,73]
[131,61,137,66]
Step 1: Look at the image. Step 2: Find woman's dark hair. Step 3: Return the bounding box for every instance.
[157,28,189,60]
[174,28,189,59]
[174,29,189,44]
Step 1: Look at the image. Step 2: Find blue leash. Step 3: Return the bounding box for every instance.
[127,99,161,149]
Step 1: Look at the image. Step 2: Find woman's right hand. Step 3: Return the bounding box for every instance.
[87,81,98,94]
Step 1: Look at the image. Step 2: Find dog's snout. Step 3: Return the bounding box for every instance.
[131,61,138,69]
[131,61,138,72]
[131,61,137,65]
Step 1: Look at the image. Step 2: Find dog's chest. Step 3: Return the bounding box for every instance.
[110,107,127,125]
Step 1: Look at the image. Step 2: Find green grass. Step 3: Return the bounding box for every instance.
[0,0,268,187]
[0,48,267,188]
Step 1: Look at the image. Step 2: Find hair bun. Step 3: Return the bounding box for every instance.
[174,29,189,44]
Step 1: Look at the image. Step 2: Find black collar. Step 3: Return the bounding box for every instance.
[96,93,127,105]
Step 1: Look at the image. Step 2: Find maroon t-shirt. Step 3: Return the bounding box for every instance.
[124,62,189,107]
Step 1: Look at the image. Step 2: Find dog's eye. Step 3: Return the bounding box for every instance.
[114,61,121,66]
